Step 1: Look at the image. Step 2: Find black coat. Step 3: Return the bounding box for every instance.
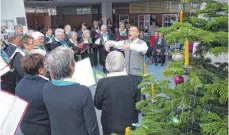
[1,50,16,94]
[90,27,101,43]
[43,82,100,135]
[64,33,70,41]
[15,74,51,135]
[77,29,84,42]
[94,75,141,135]
[6,44,17,57]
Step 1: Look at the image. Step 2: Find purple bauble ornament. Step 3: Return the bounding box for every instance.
[174,75,184,85]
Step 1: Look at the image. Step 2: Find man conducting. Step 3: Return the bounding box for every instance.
[105,26,148,76]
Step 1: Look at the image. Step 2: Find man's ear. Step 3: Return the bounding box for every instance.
[39,67,45,76]
[70,60,76,74]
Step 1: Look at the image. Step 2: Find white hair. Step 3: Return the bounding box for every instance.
[31,31,44,40]
[26,30,35,37]
[101,24,107,30]
[83,30,90,37]
[69,31,77,38]
[55,28,64,36]
[47,46,75,80]
[106,51,125,72]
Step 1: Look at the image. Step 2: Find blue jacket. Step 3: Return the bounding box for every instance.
[6,44,17,57]
[43,81,100,135]
[16,74,51,135]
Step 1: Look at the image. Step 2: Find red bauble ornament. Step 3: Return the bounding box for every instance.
[174,75,184,85]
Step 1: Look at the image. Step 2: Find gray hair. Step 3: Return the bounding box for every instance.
[93,21,99,25]
[106,51,125,72]
[8,33,21,43]
[69,31,77,38]
[119,22,125,26]
[101,24,107,30]
[55,28,64,36]
[26,30,34,37]
[83,30,90,37]
[47,46,75,80]
[31,31,44,40]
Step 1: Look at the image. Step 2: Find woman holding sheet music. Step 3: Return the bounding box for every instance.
[66,31,81,61]
[78,30,94,64]
[0,40,16,94]
[15,53,51,135]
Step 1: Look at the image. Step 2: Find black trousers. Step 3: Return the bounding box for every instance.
[153,53,165,64]
[93,47,98,66]
[98,46,107,68]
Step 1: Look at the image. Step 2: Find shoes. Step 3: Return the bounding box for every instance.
[161,64,164,66]
[155,63,158,66]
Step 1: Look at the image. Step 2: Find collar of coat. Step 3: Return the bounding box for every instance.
[107,71,128,78]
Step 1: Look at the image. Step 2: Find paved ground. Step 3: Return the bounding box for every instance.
[16,61,172,135]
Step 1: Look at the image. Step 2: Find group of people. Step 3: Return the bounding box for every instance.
[0,21,167,135]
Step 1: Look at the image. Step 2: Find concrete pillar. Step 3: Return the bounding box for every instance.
[101,2,112,25]
[1,0,28,33]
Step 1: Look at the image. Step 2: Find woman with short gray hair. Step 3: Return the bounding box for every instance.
[43,46,99,135]
[50,28,68,51]
[94,51,141,135]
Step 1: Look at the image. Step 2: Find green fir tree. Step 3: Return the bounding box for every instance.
[130,0,228,135]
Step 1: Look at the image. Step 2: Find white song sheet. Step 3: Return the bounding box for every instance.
[0,91,28,135]
[72,58,96,87]
[0,58,10,76]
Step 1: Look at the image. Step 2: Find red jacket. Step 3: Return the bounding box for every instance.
[150,36,158,48]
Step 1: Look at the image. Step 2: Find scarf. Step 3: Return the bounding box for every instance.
[119,29,127,36]
[23,50,31,55]
[52,78,78,86]
[55,37,68,47]
[35,45,46,51]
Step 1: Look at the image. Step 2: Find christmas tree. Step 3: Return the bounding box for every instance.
[130,0,228,135]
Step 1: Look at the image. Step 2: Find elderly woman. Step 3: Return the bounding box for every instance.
[6,33,22,57]
[22,36,35,55]
[50,28,68,51]
[66,31,81,61]
[66,31,78,48]
[32,31,47,55]
[11,36,36,82]
[116,22,128,41]
[91,20,101,66]
[1,40,16,94]
[43,46,99,135]
[15,53,50,135]
[96,24,112,72]
[94,51,141,135]
[79,30,93,60]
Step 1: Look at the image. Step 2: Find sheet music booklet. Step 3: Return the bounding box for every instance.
[72,58,96,87]
[0,48,25,76]
[0,90,28,135]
